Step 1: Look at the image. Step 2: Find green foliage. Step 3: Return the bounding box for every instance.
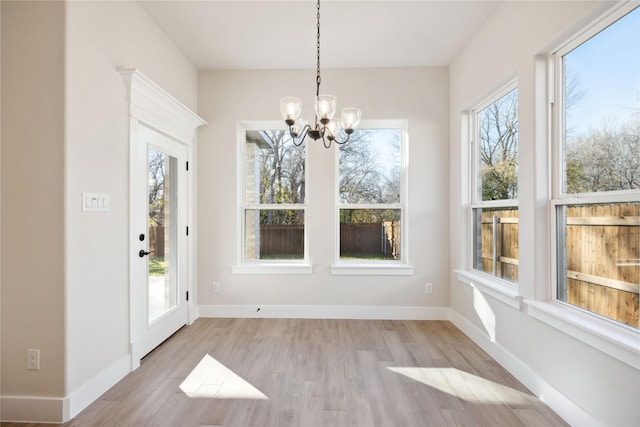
[259,209,303,225]
[481,158,518,201]
[340,208,400,224]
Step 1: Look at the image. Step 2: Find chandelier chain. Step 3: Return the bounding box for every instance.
[316,0,321,96]
[280,0,360,148]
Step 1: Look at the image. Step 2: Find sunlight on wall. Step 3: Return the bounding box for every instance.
[473,287,496,341]
[179,354,268,400]
[387,367,534,405]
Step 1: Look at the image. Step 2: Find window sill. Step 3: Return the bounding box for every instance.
[232,263,313,275]
[455,269,522,309]
[331,263,414,276]
[526,300,640,370]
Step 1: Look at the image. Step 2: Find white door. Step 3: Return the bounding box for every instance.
[130,123,189,366]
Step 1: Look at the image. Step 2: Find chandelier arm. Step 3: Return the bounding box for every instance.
[321,132,332,149]
[289,123,312,146]
[330,133,351,145]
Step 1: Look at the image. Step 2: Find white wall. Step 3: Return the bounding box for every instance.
[197,68,450,315]
[449,1,640,425]
[65,0,197,399]
[2,0,198,422]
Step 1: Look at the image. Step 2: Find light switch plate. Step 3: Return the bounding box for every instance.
[82,192,110,212]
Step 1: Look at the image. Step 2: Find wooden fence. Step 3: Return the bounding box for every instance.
[258,222,400,259]
[479,209,519,282]
[340,222,400,259]
[259,224,304,257]
[479,204,639,328]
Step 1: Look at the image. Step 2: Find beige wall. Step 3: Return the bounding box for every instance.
[197,68,450,309]
[1,0,67,399]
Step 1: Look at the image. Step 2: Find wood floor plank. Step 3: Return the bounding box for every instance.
[357,350,401,427]
[1,318,568,427]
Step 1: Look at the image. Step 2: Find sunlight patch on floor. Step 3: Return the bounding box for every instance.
[387,366,533,405]
[180,354,268,400]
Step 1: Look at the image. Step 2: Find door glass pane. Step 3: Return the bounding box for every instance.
[148,148,178,322]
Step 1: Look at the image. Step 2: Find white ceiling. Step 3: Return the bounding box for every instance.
[138,0,501,70]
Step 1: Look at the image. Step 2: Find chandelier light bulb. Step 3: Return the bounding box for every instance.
[326,118,342,140]
[315,95,337,124]
[341,107,362,133]
[280,97,302,124]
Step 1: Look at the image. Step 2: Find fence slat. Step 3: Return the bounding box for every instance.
[567,216,640,226]
[567,270,639,294]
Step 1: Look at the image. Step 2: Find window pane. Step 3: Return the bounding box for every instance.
[472,207,519,282]
[478,88,519,201]
[245,130,305,204]
[339,129,401,204]
[556,203,639,329]
[244,209,304,260]
[339,209,401,260]
[563,8,640,194]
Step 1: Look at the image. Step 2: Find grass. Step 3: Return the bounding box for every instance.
[259,253,398,261]
[340,253,399,261]
[259,254,304,260]
[149,256,165,276]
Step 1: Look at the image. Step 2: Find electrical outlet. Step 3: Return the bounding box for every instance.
[212,281,220,293]
[425,283,433,294]
[27,349,40,370]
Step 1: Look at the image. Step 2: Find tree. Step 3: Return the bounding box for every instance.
[566,114,640,193]
[339,130,385,204]
[338,129,401,223]
[479,89,518,201]
[256,130,305,224]
[148,149,166,228]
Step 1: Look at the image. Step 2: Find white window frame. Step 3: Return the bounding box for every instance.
[466,80,520,294]
[527,2,640,369]
[232,121,312,275]
[331,120,413,276]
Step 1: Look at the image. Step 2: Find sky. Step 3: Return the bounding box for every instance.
[564,7,640,137]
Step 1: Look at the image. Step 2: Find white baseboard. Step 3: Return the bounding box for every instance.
[1,355,130,423]
[67,354,130,420]
[0,395,68,423]
[449,309,597,427]
[199,304,450,320]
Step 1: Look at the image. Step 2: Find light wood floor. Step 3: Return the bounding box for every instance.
[3,318,567,426]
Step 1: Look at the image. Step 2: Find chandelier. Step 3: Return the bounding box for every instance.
[280,0,362,148]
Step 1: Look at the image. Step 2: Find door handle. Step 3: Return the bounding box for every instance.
[139,249,155,258]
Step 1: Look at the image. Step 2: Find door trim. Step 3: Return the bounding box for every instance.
[120,69,206,370]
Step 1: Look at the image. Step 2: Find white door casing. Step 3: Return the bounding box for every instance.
[121,69,206,370]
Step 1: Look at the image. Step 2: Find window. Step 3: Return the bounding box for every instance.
[241,128,307,263]
[553,6,639,329]
[337,124,407,265]
[471,83,519,283]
